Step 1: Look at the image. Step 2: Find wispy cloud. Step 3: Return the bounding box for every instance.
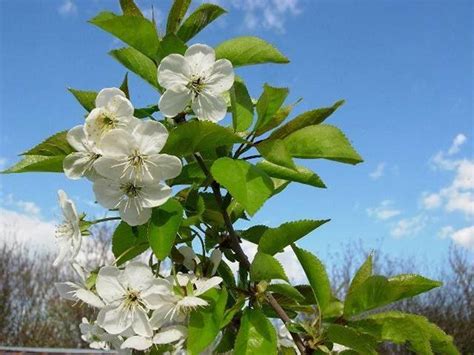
[58,0,77,17]
[1,193,42,216]
[447,133,467,155]
[390,214,428,238]
[367,200,401,220]
[369,162,386,180]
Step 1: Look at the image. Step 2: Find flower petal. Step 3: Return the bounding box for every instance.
[93,178,123,209]
[210,248,222,275]
[194,276,223,296]
[99,129,135,158]
[53,237,72,266]
[177,296,208,309]
[185,44,215,76]
[178,246,200,271]
[55,282,79,301]
[58,190,78,222]
[149,299,176,328]
[95,266,126,303]
[157,54,191,89]
[67,125,90,152]
[93,157,125,181]
[205,59,235,93]
[133,120,169,155]
[158,86,192,117]
[97,304,132,335]
[96,87,126,108]
[120,201,152,226]
[63,152,93,180]
[132,307,153,337]
[153,325,187,345]
[123,261,154,291]
[140,183,172,208]
[120,336,153,351]
[75,288,106,308]
[146,154,182,181]
[107,95,134,118]
[191,91,227,122]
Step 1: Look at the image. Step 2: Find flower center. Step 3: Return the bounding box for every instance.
[56,221,74,238]
[98,112,119,133]
[124,289,142,309]
[120,182,142,198]
[188,76,206,96]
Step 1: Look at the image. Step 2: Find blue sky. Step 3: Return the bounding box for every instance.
[0,0,472,275]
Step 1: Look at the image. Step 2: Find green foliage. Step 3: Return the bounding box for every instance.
[347,254,373,295]
[230,79,254,132]
[250,252,288,282]
[112,222,149,265]
[147,199,183,260]
[162,121,244,157]
[22,131,73,156]
[211,158,274,216]
[258,220,329,255]
[119,0,144,17]
[344,274,442,317]
[235,308,278,355]
[177,4,227,42]
[90,12,160,59]
[283,124,364,164]
[256,160,326,188]
[291,245,332,314]
[256,139,295,169]
[67,88,97,111]
[166,0,192,35]
[267,283,305,303]
[188,288,228,354]
[156,34,187,62]
[2,155,65,174]
[215,36,289,67]
[254,84,289,134]
[326,324,378,354]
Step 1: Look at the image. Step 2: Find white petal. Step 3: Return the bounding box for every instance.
[142,280,174,310]
[192,91,227,122]
[58,190,78,222]
[205,59,235,93]
[194,276,223,296]
[63,152,94,180]
[96,87,126,108]
[97,304,132,335]
[178,246,200,271]
[120,336,153,351]
[177,296,208,308]
[146,154,182,181]
[93,178,123,209]
[120,202,152,226]
[157,54,191,89]
[53,238,71,266]
[133,120,169,155]
[99,129,136,158]
[107,95,134,118]
[123,261,154,291]
[84,108,107,144]
[149,301,175,329]
[132,307,153,337]
[210,249,222,275]
[55,282,79,301]
[96,266,126,303]
[140,183,172,208]
[67,125,90,152]
[158,86,192,117]
[75,288,106,308]
[185,44,215,76]
[153,325,187,345]
[93,157,125,181]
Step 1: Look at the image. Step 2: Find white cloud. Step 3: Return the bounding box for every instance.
[450,226,474,250]
[1,193,41,216]
[438,225,454,239]
[367,200,401,220]
[369,162,386,180]
[58,0,77,17]
[447,133,467,155]
[422,193,442,209]
[390,215,427,238]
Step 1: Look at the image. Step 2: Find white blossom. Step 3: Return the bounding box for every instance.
[209,248,222,276]
[158,44,234,122]
[93,175,172,226]
[53,190,82,266]
[63,125,101,180]
[95,262,170,337]
[94,120,182,183]
[120,325,187,351]
[178,246,200,271]
[85,88,136,143]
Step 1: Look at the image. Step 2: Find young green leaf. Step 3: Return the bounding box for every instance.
[67,88,97,112]
[256,139,295,170]
[188,288,228,355]
[270,100,345,140]
[250,252,288,282]
[90,12,160,59]
[112,222,149,265]
[119,72,130,99]
[254,84,289,134]
[258,220,329,256]
[119,0,144,17]
[22,131,73,157]
[177,3,227,42]
[147,199,183,260]
[326,324,378,355]
[210,158,274,216]
[109,47,161,90]
[166,0,192,35]
[2,155,65,174]
[257,160,326,188]
[235,308,278,355]
[347,254,373,295]
[133,104,159,118]
[215,36,289,67]
[230,79,254,132]
[161,121,244,157]
[267,283,305,303]
[283,124,363,164]
[156,34,187,62]
[240,225,269,244]
[255,104,294,136]
[291,245,332,314]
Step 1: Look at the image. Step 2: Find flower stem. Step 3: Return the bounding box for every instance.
[92,216,121,224]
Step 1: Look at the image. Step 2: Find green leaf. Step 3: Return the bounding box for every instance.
[90,12,160,59]
[215,36,289,67]
[235,308,278,355]
[166,0,192,34]
[256,139,295,169]
[257,160,326,188]
[112,222,149,265]
[344,274,442,317]
[230,79,254,132]
[250,252,288,282]
[259,220,329,256]
[109,47,160,90]
[22,131,73,156]
[169,161,207,186]
[156,34,187,62]
[177,3,226,42]
[2,155,64,174]
[240,225,269,244]
[326,325,377,355]
[68,88,97,111]
[267,283,305,303]
[119,73,130,99]
[291,245,332,314]
[188,288,228,355]
[270,100,345,140]
[254,84,288,134]
[210,158,274,216]
[147,199,183,261]
[283,124,363,165]
[255,104,294,136]
[162,121,244,157]
[134,105,159,118]
[348,254,373,296]
[119,0,144,17]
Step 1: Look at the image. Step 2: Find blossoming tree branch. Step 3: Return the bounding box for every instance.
[3,0,459,354]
